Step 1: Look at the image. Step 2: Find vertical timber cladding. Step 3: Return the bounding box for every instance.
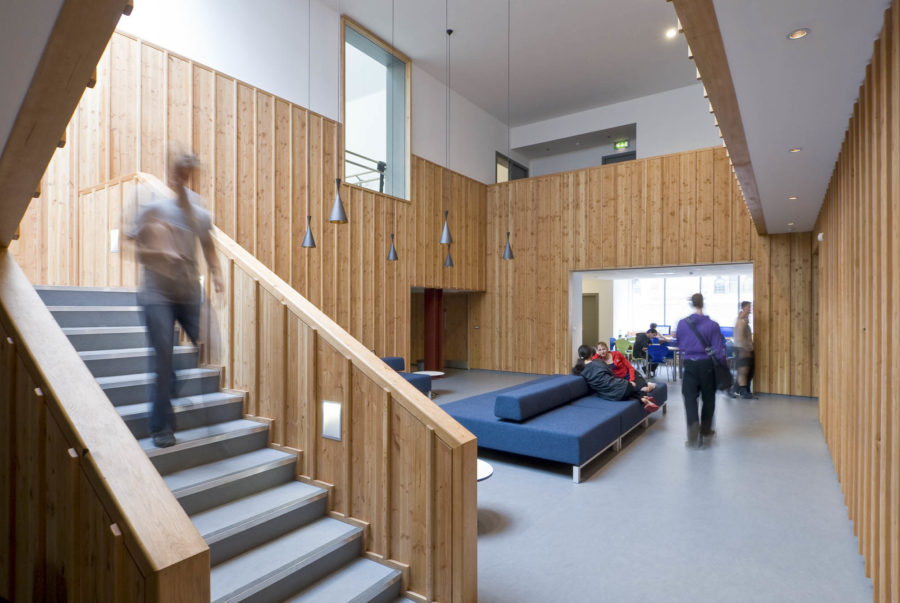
[815,2,899,600]
[475,146,815,395]
[9,31,486,368]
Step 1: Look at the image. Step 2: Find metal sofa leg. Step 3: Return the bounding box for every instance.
[614,438,622,452]
[573,465,581,483]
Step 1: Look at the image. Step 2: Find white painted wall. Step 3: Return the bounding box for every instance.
[411,64,517,185]
[512,84,720,160]
[528,142,633,178]
[117,0,340,120]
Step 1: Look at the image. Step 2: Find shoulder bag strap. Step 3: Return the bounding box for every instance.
[685,316,718,362]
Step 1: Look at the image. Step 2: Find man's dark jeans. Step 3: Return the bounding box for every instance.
[143,302,200,435]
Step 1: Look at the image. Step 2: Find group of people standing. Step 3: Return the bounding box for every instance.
[574,293,756,450]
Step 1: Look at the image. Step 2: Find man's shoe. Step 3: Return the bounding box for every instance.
[152,431,176,448]
[685,423,700,448]
[700,428,716,437]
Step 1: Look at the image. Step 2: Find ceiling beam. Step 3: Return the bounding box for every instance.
[670,0,768,235]
[0,0,128,247]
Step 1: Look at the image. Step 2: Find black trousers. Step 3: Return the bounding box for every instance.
[682,358,716,431]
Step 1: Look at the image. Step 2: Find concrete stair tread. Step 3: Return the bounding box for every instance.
[47,305,142,311]
[96,367,218,388]
[209,517,362,602]
[138,418,266,454]
[282,557,401,603]
[36,285,137,292]
[163,447,295,494]
[62,326,147,335]
[117,391,242,418]
[79,345,196,361]
[191,481,326,543]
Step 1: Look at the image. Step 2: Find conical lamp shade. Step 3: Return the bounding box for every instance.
[329,178,348,224]
[302,215,316,248]
[440,210,453,244]
[387,233,398,261]
[502,231,514,260]
[444,245,454,268]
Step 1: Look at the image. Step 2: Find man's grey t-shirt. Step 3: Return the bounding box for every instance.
[132,189,213,305]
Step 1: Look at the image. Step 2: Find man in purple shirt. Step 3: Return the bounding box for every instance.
[676,293,727,448]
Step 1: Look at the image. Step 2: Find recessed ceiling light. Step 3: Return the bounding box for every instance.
[788,196,798,200]
[665,27,678,39]
[787,28,810,40]
[788,222,795,226]
[789,147,802,153]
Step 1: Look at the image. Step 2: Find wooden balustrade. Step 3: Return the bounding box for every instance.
[0,249,209,602]
[203,223,477,602]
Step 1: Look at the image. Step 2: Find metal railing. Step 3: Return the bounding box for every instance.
[345,149,386,192]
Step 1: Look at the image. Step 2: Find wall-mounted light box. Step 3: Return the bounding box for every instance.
[322,400,342,440]
[614,140,629,150]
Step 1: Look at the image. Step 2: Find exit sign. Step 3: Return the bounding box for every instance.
[615,140,629,150]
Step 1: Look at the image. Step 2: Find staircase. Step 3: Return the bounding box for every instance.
[37,285,411,603]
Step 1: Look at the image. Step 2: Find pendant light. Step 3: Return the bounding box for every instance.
[329,0,348,224]
[387,0,399,261]
[441,2,454,266]
[501,0,514,260]
[302,0,316,248]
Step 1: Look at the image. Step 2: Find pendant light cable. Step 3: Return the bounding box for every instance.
[329,0,348,223]
[387,0,398,260]
[502,0,514,260]
[440,0,454,262]
[302,0,316,248]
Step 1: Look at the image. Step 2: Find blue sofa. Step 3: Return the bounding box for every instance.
[441,375,667,482]
[382,357,432,396]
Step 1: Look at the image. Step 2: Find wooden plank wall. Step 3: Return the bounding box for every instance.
[204,225,477,603]
[10,31,486,367]
[471,147,816,395]
[815,2,899,600]
[0,250,209,602]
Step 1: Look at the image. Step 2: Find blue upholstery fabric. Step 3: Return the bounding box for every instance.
[443,395,620,465]
[494,375,589,421]
[441,376,668,470]
[401,372,431,394]
[382,356,405,371]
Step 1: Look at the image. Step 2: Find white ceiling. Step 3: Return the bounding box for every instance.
[331,0,696,126]
[712,0,890,234]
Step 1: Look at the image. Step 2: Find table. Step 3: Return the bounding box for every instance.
[413,370,445,378]
[476,459,494,481]
[413,371,444,398]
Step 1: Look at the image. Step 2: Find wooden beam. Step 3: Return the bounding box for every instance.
[0,0,127,247]
[671,0,768,234]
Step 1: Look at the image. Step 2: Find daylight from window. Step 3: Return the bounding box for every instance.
[344,25,407,198]
[611,274,753,337]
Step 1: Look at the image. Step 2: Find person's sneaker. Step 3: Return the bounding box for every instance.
[739,387,758,399]
[700,427,716,437]
[152,431,176,448]
[644,402,660,413]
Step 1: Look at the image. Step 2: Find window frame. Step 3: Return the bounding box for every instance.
[495,151,529,183]
[341,16,412,201]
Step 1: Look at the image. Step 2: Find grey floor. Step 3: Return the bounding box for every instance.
[434,369,873,603]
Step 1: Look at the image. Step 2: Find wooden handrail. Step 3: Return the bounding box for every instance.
[0,248,209,600]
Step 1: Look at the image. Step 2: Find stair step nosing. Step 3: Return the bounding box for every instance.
[80,346,197,360]
[48,305,142,311]
[203,490,328,545]
[119,395,242,418]
[171,456,296,499]
[145,424,268,458]
[215,528,362,603]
